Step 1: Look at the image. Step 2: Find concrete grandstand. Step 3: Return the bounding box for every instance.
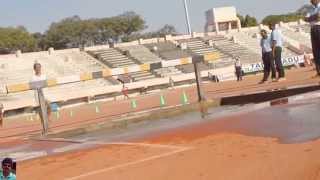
[0,6,311,119]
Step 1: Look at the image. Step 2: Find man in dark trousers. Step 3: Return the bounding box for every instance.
[260,29,276,84]
[270,23,286,82]
[305,0,320,77]
[234,56,243,81]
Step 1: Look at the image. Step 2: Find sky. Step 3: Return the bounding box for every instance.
[0,0,308,34]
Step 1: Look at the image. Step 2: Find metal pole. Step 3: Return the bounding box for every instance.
[36,88,49,135]
[183,0,192,35]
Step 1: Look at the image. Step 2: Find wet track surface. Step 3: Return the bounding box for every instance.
[1,92,320,162]
[68,95,320,144]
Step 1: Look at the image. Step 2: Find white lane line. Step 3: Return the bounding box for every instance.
[85,141,187,150]
[53,141,186,154]
[65,147,192,180]
[53,143,92,153]
[6,151,48,161]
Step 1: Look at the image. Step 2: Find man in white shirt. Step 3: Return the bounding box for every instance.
[31,62,46,82]
[305,0,320,77]
[270,23,285,81]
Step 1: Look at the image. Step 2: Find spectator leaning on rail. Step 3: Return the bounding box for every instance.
[305,0,320,77]
[0,158,16,180]
[269,23,286,82]
[260,29,277,84]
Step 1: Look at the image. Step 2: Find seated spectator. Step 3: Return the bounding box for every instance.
[0,158,16,180]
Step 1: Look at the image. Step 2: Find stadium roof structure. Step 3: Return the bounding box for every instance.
[205,6,241,32]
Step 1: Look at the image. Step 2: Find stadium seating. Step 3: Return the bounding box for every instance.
[118,45,162,64]
[179,37,235,68]
[89,48,138,68]
[289,24,311,34]
[281,26,312,48]
[177,63,211,73]
[227,31,261,54]
[89,48,157,82]
[0,20,311,114]
[204,35,261,64]
[179,38,222,56]
[0,50,115,85]
[228,29,300,57]
[153,67,182,77]
[144,42,190,60]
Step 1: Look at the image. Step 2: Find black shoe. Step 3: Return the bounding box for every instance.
[259,80,267,84]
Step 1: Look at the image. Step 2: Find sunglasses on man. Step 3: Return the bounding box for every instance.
[2,163,12,168]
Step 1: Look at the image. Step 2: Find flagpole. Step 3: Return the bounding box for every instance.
[183,0,192,35]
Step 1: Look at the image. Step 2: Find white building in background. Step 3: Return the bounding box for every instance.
[205,6,241,33]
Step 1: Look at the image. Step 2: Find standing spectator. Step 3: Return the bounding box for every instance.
[0,103,3,127]
[305,0,320,77]
[169,76,175,87]
[108,38,115,48]
[260,29,276,83]
[0,158,16,180]
[122,83,130,99]
[270,23,286,81]
[234,57,243,81]
[32,62,46,82]
[31,62,50,124]
[31,62,47,105]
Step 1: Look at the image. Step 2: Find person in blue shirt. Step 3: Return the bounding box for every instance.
[269,23,286,81]
[260,29,276,84]
[0,158,16,180]
[305,0,320,77]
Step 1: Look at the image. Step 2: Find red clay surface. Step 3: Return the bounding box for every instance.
[1,67,320,139]
[3,67,320,180]
[17,95,320,180]
[18,133,320,180]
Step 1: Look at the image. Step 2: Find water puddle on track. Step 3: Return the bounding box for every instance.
[66,97,320,144]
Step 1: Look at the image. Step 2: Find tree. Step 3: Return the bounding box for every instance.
[157,24,177,36]
[0,26,37,54]
[237,14,245,27]
[44,12,146,48]
[117,11,147,42]
[124,24,178,41]
[32,32,47,51]
[262,13,303,25]
[45,15,84,49]
[244,15,258,27]
[237,14,258,27]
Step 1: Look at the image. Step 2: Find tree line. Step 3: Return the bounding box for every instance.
[0,11,177,54]
[0,5,310,54]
